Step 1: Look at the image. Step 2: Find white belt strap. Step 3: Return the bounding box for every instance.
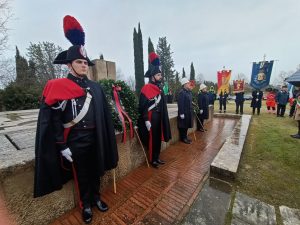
[148,94,161,111]
[63,92,92,128]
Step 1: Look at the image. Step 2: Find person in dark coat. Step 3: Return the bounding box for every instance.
[276,85,289,117]
[235,92,245,114]
[208,86,217,106]
[251,89,263,115]
[34,16,118,224]
[198,84,209,132]
[291,91,300,139]
[219,90,228,113]
[177,77,193,144]
[138,52,172,169]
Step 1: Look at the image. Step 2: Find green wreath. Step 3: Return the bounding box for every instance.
[98,79,139,132]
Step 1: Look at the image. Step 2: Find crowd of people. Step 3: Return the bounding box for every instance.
[33,15,299,224]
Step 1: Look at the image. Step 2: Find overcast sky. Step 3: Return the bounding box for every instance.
[5,0,300,83]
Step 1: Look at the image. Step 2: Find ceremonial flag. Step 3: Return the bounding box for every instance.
[217,70,231,94]
[250,60,274,89]
[233,80,245,93]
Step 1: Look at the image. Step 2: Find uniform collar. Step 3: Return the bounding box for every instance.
[67,73,88,83]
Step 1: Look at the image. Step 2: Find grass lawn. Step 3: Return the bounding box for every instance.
[223,100,300,225]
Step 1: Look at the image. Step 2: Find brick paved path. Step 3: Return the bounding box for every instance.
[50,117,237,225]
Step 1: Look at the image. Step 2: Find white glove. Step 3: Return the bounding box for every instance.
[200,109,203,114]
[61,148,73,162]
[145,121,151,131]
[180,114,185,119]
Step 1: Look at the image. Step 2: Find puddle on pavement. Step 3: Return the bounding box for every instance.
[6,113,21,121]
[181,177,232,225]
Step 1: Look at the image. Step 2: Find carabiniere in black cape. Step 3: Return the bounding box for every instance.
[34,79,118,198]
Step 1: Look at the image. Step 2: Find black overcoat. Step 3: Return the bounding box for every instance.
[235,92,245,103]
[177,88,193,129]
[198,91,209,119]
[251,90,263,108]
[34,80,118,198]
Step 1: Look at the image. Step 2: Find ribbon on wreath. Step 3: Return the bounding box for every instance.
[112,85,134,143]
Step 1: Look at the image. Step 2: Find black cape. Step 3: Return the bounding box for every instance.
[137,88,172,147]
[34,80,118,198]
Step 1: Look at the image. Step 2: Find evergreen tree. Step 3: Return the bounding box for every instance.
[133,23,145,95]
[175,71,180,85]
[27,41,64,85]
[147,37,155,68]
[182,67,186,78]
[156,37,175,85]
[15,46,31,86]
[190,62,195,80]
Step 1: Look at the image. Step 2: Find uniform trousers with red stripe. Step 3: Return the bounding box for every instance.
[150,111,162,163]
[67,128,100,208]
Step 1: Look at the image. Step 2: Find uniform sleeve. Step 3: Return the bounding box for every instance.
[198,94,203,109]
[139,93,150,121]
[51,102,68,151]
[178,91,184,115]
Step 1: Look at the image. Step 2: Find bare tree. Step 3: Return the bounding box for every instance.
[0,57,15,88]
[274,70,294,86]
[0,0,13,55]
[196,73,204,84]
[116,68,125,81]
[234,73,249,83]
[126,75,135,91]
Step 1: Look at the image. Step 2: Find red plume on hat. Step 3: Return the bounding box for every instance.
[63,15,85,46]
[148,52,160,66]
[53,15,94,66]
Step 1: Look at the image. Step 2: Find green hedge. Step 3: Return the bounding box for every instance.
[2,85,41,111]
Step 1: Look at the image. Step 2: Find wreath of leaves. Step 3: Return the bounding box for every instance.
[98,79,139,132]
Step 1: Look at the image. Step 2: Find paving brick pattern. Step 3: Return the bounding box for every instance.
[49,118,237,225]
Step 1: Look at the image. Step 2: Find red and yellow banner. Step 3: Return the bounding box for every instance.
[217,70,231,94]
[233,80,244,93]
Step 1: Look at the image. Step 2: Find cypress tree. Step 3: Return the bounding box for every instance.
[133,23,145,95]
[190,62,195,80]
[182,67,186,78]
[15,46,30,86]
[148,37,155,68]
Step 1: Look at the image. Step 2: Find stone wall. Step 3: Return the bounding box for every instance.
[88,59,116,81]
[0,105,213,225]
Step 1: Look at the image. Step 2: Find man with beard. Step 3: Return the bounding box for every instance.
[34,15,118,224]
[138,52,172,168]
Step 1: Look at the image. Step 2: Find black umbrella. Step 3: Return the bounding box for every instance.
[285,70,300,87]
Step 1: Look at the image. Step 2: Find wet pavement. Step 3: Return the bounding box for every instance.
[181,178,232,225]
[50,117,237,225]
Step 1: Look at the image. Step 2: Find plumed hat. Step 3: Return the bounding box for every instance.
[145,52,161,77]
[53,15,94,66]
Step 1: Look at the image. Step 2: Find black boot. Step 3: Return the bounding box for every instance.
[290,134,300,139]
[157,159,166,165]
[151,161,159,168]
[95,200,108,212]
[181,138,191,144]
[82,207,93,224]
